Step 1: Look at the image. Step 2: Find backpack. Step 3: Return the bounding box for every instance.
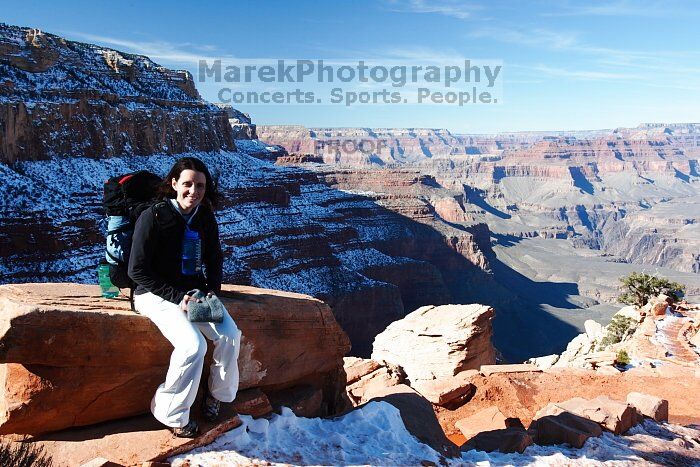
[102,170,162,308]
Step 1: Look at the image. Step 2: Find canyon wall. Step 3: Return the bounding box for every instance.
[0,24,234,163]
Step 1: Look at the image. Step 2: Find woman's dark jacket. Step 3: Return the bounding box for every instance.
[128,200,223,305]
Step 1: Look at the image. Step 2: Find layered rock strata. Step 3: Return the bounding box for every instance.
[215,104,257,139]
[0,24,235,163]
[261,124,700,274]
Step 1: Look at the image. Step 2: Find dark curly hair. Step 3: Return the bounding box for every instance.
[158,157,219,210]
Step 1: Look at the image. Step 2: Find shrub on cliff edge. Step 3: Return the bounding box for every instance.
[616,349,631,366]
[599,315,636,348]
[618,272,685,307]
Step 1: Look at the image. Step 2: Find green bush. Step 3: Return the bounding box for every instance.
[618,272,685,307]
[599,315,636,349]
[616,349,631,366]
[0,441,53,467]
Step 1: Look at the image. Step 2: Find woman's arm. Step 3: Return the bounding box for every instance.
[128,208,187,305]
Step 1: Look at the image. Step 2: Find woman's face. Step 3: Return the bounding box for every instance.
[171,169,206,214]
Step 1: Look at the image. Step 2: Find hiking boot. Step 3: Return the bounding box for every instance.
[202,393,221,422]
[171,420,199,438]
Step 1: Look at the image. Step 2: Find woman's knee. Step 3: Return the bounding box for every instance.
[178,331,208,361]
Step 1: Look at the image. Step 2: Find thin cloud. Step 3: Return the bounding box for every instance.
[531,65,640,81]
[383,0,483,19]
[467,25,699,65]
[544,0,699,17]
[469,27,579,50]
[304,43,474,63]
[62,31,229,65]
[517,64,700,90]
[379,46,472,62]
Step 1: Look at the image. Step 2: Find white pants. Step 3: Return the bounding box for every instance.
[134,292,242,428]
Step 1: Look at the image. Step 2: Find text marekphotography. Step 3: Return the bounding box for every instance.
[199,59,503,106]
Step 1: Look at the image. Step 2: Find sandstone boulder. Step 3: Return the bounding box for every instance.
[577,351,618,369]
[584,320,605,342]
[627,392,669,422]
[371,304,495,406]
[535,396,639,435]
[415,370,477,407]
[526,354,559,370]
[455,406,508,441]
[553,333,596,368]
[344,357,382,385]
[343,357,404,406]
[0,283,351,435]
[595,365,621,375]
[645,294,672,318]
[462,427,533,454]
[529,411,602,448]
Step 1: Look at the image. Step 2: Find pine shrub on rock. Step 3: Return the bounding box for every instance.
[599,315,636,349]
[618,272,685,307]
[616,349,631,366]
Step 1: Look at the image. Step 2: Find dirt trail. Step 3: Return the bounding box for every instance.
[436,367,700,445]
[657,315,699,363]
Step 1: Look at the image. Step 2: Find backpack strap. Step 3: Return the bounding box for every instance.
[152,201,179,230]
[106,223,133,235]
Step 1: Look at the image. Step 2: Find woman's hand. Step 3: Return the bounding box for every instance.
[180,294,203,312]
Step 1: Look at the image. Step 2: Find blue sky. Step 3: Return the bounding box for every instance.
[3,0,700,133]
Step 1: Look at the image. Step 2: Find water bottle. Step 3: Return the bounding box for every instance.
[97,263,119,298]
[181,226,202,275]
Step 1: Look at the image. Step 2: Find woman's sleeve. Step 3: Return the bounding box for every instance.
[128,209,186,305]
[204,211,224,294]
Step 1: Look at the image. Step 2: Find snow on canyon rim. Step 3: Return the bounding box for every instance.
[169,401,700,466]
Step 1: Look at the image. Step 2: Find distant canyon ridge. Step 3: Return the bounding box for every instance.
[258,123,700,276]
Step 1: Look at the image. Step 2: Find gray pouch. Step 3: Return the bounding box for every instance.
[186,289,224,323]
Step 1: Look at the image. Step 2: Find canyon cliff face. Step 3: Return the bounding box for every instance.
[0,24,234,163]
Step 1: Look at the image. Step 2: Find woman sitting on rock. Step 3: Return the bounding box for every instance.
[128,156,241,438]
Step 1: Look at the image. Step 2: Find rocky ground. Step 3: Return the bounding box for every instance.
[166,295,700,466]
[338,295,700,465]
